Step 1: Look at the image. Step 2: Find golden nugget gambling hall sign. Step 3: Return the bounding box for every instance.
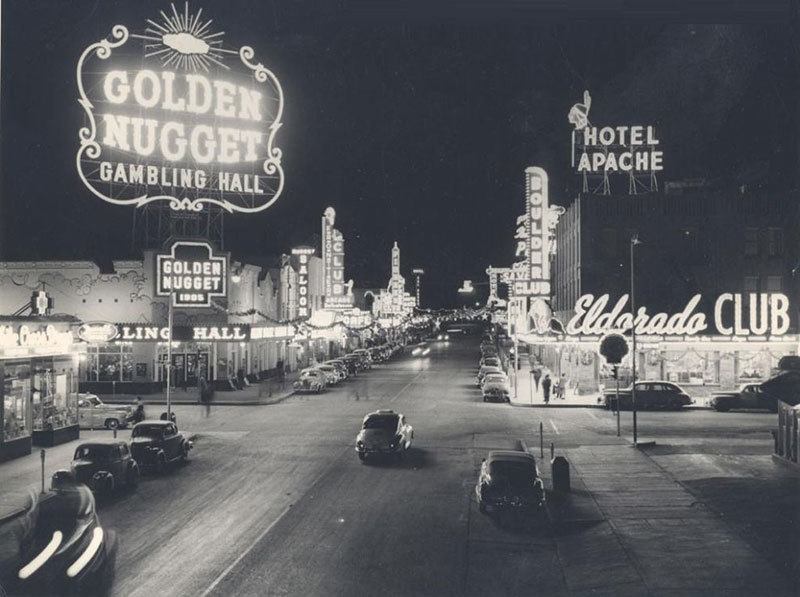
[77,3,284,213]
[157,241,227,307]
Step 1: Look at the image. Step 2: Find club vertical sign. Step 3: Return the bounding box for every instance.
[514,167,551,298]
[322,206,353,309]
[76,2,285,214]
[291,246,315,319]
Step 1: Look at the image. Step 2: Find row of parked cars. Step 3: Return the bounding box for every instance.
[476,334,511,403]
[293,344,404,393]
[0,417,193,594]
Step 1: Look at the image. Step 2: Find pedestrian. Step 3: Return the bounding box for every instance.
[542,374,552,404]
[558,374,568,400]
[533,367,542,392]
[131,397,145,424]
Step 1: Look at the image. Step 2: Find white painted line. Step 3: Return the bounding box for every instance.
[550,420,560,434]
[587,410,599,420]
[389,371,424,402]
[200,503,292,597]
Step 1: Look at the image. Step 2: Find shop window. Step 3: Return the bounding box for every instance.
[31,358,79,431]
[766,276,782,292]
[89,343,134,382]
[3,361,31,441]
[743,276,759,293]
[766,228,783,257]
[663,350,717,385]
[744,228,759,257]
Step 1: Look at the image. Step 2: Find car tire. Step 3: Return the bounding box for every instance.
[105,418,120,430]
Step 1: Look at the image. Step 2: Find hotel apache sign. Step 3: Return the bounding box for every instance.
[76,2,285,214]
[566,293,791,337]
[568,90,664,175]
[157,241,227,307]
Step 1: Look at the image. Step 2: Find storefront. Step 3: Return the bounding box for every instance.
[1,318,84,461]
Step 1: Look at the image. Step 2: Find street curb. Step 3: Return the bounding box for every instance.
[771,453,800,473]
[509,401,712,411]
[102,391,296,407]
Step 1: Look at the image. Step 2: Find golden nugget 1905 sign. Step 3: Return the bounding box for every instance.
[77,2,284,213]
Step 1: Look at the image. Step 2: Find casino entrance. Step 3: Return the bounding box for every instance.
[157,344,211,389]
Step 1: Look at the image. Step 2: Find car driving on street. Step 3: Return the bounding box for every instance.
[709,383,776,412]
[475,451,545,513]
[355,410,413,463]
[599,381,693,410]
[77,393,132,430]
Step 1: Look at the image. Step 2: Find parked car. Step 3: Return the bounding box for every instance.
[599,381,693,410]
[340,355,360,375]
[70,441,139,493]
[130,421,192,473]
[355,410,413,463]
[324,360,349,380]
[293,368,327,393]
[0,473,116,595]
[710,383,776,412]
[477,365,503,387]
[315,365,341,385]
[77,393,132,430]
[482,374,511,402]
[352,349,373,369]
[479,356,501,368]
[475,451,545,513]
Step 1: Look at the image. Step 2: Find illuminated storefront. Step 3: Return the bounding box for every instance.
[1,318,84,461]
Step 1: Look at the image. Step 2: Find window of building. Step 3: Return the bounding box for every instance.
[766,228,783,257]
[744,228,759,256]
[3,361,31,441]
[766,276,782,292]
[86,343,134,382]
[743,276,759,292]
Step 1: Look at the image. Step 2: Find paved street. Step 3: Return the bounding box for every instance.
[8,335,795,596]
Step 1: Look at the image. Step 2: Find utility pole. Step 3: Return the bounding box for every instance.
[166,292,173,419]
[630,235,641,446]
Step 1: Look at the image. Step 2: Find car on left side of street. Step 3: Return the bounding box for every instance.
[293,368,327,393]
[315,365,341,385]
[352,349,374,369]
[355,410,413,463]
[130,421,192,474]
[77,393,132,430]
[70,441,139,494]
[1,473,116,595]
[709,383,776,412]
[475,450,545,514]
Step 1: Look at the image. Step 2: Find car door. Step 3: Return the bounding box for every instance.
[163,424,179,460]
[636,383,653,409]
[110,445,124,480]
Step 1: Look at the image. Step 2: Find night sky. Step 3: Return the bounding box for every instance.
[2,1,798,307]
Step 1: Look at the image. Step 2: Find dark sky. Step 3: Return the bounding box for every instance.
[2,1,798,307]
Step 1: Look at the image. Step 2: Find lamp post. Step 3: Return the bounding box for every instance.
[166,291,173,419]
[630,234,642,446]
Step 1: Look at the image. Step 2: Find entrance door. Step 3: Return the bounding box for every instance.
[186,354,199,387]
[197,352,209,384]
[172,354,186,389]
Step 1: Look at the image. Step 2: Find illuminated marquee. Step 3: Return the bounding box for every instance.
[566,293,791,337]
[321,207,353,309]
[117,324,250,342]
[76,3,284,213]
[156,241,227,307]
[291,246,315,319]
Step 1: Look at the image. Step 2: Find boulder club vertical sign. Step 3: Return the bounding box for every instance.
[77,2,285,213]
[291,246,315,319]
[157,241,227,307]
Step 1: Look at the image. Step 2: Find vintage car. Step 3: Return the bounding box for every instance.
[0,473,116,595]
[475,451,545,513]
[436,333,450,341]
[709,383,777,412]
[130,421,192,474]
[479,356,501,368]
[477,365,503,387]
[315,365,341,385]
[355,410,414,463]
[77,393,132,430]
[324,360,350,380]
[482,374,511,402]
[293,368,326,393]
[599,381,693,410]
[352,349,373,369]
[70,441,139,493]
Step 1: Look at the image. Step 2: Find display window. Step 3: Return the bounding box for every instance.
[86,343,134,381]
[31,357,79,431]
[663,350,717,385]
[3,361,31,441]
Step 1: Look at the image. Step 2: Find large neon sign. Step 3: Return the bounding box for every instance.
[291,246,315,319]
[156,241,227,307]
[321,207,354,310]
[77,3,284,213]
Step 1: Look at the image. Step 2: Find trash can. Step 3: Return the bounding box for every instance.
[551,456,570,493]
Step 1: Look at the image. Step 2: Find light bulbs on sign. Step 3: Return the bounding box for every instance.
[77,2,284,214]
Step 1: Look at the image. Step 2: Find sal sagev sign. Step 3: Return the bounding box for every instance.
[157,241,227,307]
[566,293,791,337]
[117,324,250,342]
[77,3,284,213]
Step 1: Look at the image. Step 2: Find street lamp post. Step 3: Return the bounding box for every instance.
[166,291,173,419]
[630,234,642,446]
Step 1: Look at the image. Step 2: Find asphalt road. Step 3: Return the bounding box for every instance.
[93,335,794,596]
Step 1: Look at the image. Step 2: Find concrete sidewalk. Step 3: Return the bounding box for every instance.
[509,360,603,408]
[98,375,297,406]
[533,441,795,595]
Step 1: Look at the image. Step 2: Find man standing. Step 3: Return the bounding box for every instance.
[542,374,552,405]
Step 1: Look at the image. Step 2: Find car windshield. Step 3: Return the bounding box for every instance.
[485,375,507,384]
[74,445,112,461]
[132,425,164,439]
[490,460,535,484]
[363,415,398,431]
[483,358,500,366]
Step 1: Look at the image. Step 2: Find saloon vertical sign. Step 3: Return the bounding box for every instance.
[77,3,285,213]
[291,246,315,319]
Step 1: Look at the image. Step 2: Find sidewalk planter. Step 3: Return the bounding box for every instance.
[32,424,80,448]
[0,435,31,462]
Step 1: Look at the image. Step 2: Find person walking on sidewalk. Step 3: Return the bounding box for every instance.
[542,374,552,404]
[557,373,567,400]
[199,376,214,418]
[532,366,542,393]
